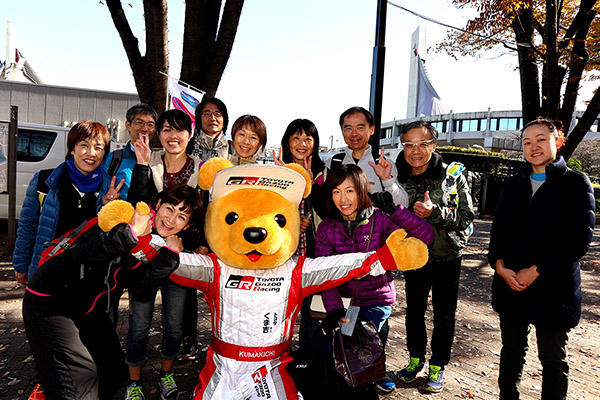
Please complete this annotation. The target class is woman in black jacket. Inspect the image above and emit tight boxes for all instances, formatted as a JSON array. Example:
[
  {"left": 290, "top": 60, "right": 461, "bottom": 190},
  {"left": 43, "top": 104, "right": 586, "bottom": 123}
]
[
  {"left": 488, "top": 118, "right": 595, "bottom": 400},
  {"left": 22, "top": 184, "right": 204, "bottom": 400}
]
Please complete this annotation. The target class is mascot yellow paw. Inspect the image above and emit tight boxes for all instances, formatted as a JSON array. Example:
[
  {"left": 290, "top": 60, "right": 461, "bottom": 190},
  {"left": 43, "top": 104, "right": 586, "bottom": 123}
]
[
  {"left": 385, "top": 229, "right": 429, "bottom": 271},
  {"left": 97, "top": 200, "right": 150, "bottom": 232}
]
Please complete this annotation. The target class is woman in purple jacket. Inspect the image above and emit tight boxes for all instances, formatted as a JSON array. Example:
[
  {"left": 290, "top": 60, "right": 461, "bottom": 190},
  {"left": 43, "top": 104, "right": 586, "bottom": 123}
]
[{"left": 315, "top": 164, "right": 434, "bottom": 393}]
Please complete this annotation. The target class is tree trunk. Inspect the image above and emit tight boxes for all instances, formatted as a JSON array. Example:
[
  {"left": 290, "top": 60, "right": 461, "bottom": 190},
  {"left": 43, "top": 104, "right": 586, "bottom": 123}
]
[
  {"left": 559, "top": 2, "right": 597, "bottom": 129},
  {"left": 106, "top": 0, "right": 168, "bottom": 114},
  {"left": 512, "top": 7, "right": 541, "bottom": 126},
  {"left": 543, "top": 0, "right": 564, "bottom": 120},
  {"left": 180, "top": 0, "right": 245, "bottom": 98}
]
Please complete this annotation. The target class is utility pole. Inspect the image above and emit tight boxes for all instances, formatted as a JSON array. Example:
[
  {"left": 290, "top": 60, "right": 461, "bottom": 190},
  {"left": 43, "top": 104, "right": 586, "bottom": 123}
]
[
  {"left": 369, "top": 0, "right": 387, "bottom": 160},
  {"left": 7, "top": 106, "right": 17, "bottom": 254}
]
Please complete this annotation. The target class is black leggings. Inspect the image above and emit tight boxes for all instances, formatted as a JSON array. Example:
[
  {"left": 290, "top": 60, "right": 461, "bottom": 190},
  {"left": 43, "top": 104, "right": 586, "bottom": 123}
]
[{"left": 23, "top": 293, "right": 127, "bottom": 400}]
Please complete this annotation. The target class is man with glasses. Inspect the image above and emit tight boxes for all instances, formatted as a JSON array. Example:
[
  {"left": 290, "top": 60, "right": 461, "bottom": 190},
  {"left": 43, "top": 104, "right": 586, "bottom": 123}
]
[
  {"left": 187, "top": 97, "right": 231, "bottom": 161},
  {"left": 394, "top": 121, "right": 474, "bottom": 393},
  {"left": 327, "top": 106, "right": 408, "bottom": 207},
  {"left": 102, "top": 103, "right": 157, "bottom": 201}
]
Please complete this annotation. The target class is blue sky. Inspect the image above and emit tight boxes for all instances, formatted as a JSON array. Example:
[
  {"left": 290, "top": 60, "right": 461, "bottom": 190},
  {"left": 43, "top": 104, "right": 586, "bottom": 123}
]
[{"left": 2, "top": 1, "right": 594, "bottom": 147}]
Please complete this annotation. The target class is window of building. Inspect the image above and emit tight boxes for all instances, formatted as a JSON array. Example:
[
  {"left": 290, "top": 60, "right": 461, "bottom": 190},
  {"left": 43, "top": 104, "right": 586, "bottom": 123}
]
[
  {"left": 380, "top": 127, "right": 392, "bottom": 139},
  {"left": 480, "top": 119, "right": 488, "bottom": 131},
  {"left": 16, "top": 129, "right": 58, "bottom": 162},
  {"left": 431, "top": 121, "right": 444, "bottom": 133},
  {"left": 498, "top": 118, "right": 519, "bottom": 131}
]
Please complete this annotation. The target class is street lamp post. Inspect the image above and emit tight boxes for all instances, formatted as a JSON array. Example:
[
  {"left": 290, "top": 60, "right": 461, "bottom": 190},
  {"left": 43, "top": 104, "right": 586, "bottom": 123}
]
[{"left": 369, "top": 0, "right": 387, "bottom": 161}]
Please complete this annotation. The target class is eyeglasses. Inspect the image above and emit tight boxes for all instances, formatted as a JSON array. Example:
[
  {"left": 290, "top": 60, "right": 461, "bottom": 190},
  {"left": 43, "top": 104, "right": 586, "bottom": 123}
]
[
  {"left": 132, "top": 119, "right": 156, "bottom": 129},
  {"left": 201, "top": 111, "right": 223, "bottom": 118},
  {"left": 401, "top": 139, "right": 434, "bottom": 150}
]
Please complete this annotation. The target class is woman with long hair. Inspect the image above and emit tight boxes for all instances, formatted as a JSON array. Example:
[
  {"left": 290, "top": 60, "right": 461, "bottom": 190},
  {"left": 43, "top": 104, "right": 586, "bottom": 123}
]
[{"left": 274, "top": 119, "right": 327, "bottom": 352}]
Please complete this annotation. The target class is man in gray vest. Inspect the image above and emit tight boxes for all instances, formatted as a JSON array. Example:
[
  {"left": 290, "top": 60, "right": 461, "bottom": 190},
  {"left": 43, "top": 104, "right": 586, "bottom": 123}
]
[{"left": 326, "top": 106, "right": 408, "bottom": 207}]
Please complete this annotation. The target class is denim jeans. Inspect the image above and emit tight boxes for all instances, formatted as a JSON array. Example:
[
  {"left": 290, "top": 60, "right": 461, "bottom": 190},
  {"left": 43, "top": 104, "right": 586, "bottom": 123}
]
[
  {"left": 359, "top": 304, "right": 392, "bottom": 347},
  {"left": 126, "top": 280, "right": 187, "bottom": 366},
  {"left": 498, "top": 314, "right": 570, "bottom": 400}
]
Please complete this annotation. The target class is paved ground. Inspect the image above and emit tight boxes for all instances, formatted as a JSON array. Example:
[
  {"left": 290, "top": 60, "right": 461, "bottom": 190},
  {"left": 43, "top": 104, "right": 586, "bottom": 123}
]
[{"left": 1, "top": 219, "right": 599, "bottom": 399}]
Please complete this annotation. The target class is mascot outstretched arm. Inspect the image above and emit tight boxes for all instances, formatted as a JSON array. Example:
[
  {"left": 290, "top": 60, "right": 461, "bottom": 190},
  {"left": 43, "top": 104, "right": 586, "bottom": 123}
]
[{"left": 170, "top": 158, "right": 428, "bottom": 400}]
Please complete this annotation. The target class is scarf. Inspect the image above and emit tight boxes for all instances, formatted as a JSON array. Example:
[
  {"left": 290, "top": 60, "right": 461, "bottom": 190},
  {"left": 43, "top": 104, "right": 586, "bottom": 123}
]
[{"left": 66, "top": 158, "right": 102, "bottom": 193}]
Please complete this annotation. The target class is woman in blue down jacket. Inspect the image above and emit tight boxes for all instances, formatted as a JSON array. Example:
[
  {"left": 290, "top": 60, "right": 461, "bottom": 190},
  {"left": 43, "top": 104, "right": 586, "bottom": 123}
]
[
  {"left": 13, "top": 121, "right": 112, "bottom": 284},
  {"left": 488, "top": 117, "right": 595, "bottom": 400},
  {"left": 316, "top": 164, "right": 434, "bottom": 393}
]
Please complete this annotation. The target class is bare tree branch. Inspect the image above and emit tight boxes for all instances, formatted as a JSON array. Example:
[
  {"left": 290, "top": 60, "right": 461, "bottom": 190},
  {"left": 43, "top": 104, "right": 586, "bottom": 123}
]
[
  {"left": 106, "top": 0, "right": 143, "bottom": 73},
  {"left": 203, "top": 0, "right": 245, "bottom": 96},
  {"left": 560, "top": 86, "right": 600, "bottom": 159}
]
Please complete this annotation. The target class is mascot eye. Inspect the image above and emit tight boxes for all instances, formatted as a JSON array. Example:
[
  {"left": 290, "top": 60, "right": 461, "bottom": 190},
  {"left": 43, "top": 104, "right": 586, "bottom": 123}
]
[
  {"left": 225, "top": 212, "right": 239, "bottom": 225},
  {"left": 274, "top": 214, "right": 286, "bottom": 228}
]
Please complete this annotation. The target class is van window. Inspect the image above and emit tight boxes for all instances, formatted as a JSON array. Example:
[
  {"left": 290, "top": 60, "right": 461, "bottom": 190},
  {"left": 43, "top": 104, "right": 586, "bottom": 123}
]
[{"left": 17, "top": 129, "right": 57, "bottom": 162}]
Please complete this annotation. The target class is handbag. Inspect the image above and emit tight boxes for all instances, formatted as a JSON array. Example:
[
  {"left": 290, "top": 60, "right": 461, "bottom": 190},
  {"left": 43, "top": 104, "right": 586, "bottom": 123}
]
[
  {"left": 332, "top": 219, "right": 385, "bottom": 387},
  {"left": 333, "top": 318, "right": 386, "bottom": 387}
]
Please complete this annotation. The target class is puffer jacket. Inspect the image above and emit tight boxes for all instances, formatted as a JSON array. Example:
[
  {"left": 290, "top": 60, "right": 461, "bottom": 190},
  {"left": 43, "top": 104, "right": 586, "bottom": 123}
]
[
  {"left": 488, "top": 156, "right": 595, "bottom": 329},
  {"left": 13, "top": 162, "right": 110, "bottom": 277},
  {"left": 395, "top": 151, "right": 475, "bottom": 261},
  {"left": 26, "top": 223, "right": 179, "bottom": 317},
  {"left": 100, "top": 142, "right": 139, "bottom": 201},
  {"left": 316, "top": 206, "right": 434, "bottom": 311}
]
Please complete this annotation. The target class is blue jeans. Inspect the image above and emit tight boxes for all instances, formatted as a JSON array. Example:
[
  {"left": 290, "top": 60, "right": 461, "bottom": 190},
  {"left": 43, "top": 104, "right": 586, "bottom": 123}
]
[
  {"left": 126, "top": 280, "right": 187, "bottom": 366},
  {"left": 359, "top": 305, "right": 392, "bottom": 347}
]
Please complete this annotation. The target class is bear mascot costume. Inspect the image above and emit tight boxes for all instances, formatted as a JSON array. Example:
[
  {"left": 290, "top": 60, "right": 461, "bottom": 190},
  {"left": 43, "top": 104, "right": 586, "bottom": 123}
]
[{"left": 169, "top": 158, "right": 429, "bottom": 400}]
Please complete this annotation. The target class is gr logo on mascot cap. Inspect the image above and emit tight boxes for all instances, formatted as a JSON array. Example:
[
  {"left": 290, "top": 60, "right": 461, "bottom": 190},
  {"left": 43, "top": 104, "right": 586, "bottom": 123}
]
[{"left": 198, "top": 158, "right": 312, "bottom": 270}]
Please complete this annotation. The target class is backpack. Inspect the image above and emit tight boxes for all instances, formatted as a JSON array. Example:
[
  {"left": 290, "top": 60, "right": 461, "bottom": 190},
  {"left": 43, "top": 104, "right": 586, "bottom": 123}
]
[
  {"left": 35, "top": 169, "right": 54, "bottom": 209},
  {"left": 107, "top": 148, "right": 124, "bottom": 177},
  {"left": 329, "top": 152, "right": 346, "bottom": 169},
  {"left": 329, "top": 151, "right": 382, "bottom": 170},
  {"left": 38, "top": 217, "right": 98, "bottom": 267}
]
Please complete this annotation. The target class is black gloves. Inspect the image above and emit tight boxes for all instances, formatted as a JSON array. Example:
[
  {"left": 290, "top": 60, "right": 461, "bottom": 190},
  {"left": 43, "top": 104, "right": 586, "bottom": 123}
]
[
  {"left": 368, "top": 191, "right": 397, "bottom": 215},
  {"left": 321, "top": 308, "right": 347, "bottom": 332}
]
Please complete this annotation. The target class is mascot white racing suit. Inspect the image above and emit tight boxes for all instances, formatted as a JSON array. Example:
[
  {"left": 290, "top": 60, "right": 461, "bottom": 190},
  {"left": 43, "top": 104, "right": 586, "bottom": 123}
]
[{"left": 170, "top": 247, "right": 396, "bottom": 400}]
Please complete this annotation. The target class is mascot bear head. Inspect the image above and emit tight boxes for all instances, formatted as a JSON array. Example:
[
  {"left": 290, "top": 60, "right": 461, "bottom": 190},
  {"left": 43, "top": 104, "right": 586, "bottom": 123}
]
[{"left": 198, "top": 158, "right": 312, "bottom": 270}]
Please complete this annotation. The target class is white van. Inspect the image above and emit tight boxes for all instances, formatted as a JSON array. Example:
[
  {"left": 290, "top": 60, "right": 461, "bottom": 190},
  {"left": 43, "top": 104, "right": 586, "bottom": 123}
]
[
  {"left": 0, "top": 121, "right": 125, "bottom": 219},
  {"left": 0, "top": 121, "right": 69, "bottom": 219}
]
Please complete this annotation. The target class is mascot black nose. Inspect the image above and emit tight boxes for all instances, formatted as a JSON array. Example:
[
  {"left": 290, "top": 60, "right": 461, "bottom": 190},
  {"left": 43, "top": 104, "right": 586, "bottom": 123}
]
[{"left": 244, "top": 227, "right": 267, "bottom": 244}]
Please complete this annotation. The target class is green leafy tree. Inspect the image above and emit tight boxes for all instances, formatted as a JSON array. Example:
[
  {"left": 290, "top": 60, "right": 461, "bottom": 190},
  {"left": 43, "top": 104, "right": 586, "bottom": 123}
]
[{"left": 439, "top": 0, "right": 600, "bottom": 159}]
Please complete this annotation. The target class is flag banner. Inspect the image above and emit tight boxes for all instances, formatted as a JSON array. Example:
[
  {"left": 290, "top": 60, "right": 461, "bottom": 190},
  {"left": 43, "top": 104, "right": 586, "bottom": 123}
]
[
  {"left": 416, "top": 57, "right": 446, "bottom": 116},
  {"left": 167, "top": 79, "right": 205, "bottom": 130}
]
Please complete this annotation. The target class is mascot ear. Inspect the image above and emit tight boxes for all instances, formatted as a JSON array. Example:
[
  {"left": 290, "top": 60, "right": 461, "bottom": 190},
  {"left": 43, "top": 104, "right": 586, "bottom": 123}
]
[
  {"left": 198, "top": 158, "right": 234, "bottom": 190},
  {"left": 284, "top": 163, "right": 312, "bottom": 198}
]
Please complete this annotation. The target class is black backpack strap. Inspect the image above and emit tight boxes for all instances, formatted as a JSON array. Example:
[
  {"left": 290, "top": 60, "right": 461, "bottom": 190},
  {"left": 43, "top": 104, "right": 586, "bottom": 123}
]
[
  {"left": 107, "top": 149, "right": 124, "bottom": 177},
  {"left": 36, "top": 169, "right": 54, "bottom": 209},
  {"left": 329, "top": 152, "right": 345, "bottom": 169}
]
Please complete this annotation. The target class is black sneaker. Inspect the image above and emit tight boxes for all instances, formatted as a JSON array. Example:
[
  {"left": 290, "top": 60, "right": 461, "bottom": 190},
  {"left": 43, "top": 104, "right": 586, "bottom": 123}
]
[{"left": 179, "top": 337, "right": 198, "bottom": 361}]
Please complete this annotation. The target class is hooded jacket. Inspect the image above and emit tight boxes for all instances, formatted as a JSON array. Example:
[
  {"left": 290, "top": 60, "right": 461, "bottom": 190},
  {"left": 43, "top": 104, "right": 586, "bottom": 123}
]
[
  {"left": 395, "top": 151, "right": 475, "bottom": 261},
  {"left": 316, "top": 206, "right": 434, "bottom": 311},
  {"left": 488, "top": 156, "right": 595, "bottom": 329}
]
